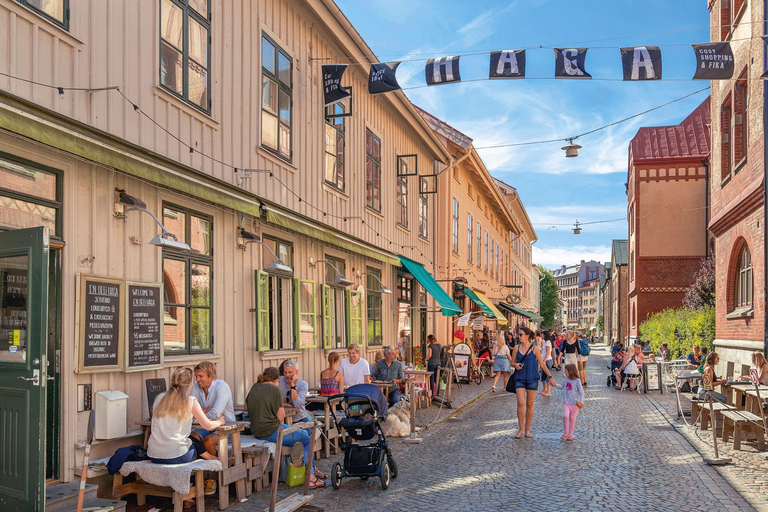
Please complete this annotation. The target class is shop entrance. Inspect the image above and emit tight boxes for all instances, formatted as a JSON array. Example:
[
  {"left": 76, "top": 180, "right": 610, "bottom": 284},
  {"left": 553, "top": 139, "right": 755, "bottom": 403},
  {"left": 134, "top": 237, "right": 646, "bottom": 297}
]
[{"left": 0, "top": 226, "right": 50, "bottom": 511}]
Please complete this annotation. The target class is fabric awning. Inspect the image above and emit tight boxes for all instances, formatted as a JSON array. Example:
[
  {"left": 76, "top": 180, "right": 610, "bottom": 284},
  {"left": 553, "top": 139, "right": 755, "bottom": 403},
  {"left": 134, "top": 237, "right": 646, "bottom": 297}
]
[
  {"left": 459, "top": 285, "right": 494, "bottom": 318},
  {"left": 398, "top": 256, "right": 461, "bottom": 317},
  {"left": 498, "top": 302, "right": 543, "bottom": 322},
  {"left": 471, "top": 290, "right": 508, "bottom": 326}
]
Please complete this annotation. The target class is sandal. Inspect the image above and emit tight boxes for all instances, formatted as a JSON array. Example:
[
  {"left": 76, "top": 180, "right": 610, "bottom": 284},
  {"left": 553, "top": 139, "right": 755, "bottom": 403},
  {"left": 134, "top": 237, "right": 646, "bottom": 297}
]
[
  {"left": 314, "top": 470, "right": 326, "bottom": 479},
  {"left": 560, "top": 434, "right": 568, "bottom": 440},
  {"left": 566, "top": 435, "right": 574, "bottom": 441},
  {"left": 514, "top": 432, "right": 523, "bottom": 439},
  {"left": 525, "top": 433, "right": 534, "bottom": 438},
  {"left": 309, "top": 478, "right": 326, "bottom": 489},
  {"left": 183, "top": 500, "right": 195, "bottom": 509}
]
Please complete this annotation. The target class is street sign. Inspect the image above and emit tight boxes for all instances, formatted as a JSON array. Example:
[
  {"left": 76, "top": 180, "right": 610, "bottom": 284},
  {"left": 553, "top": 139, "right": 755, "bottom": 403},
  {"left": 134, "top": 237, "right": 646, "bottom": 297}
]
[{"left": 751, "top": 369, "right": 759, "bottom": 386}]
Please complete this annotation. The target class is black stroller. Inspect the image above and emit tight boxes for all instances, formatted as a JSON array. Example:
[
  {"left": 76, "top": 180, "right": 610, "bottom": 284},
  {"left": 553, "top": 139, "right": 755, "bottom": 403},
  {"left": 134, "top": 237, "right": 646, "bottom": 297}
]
[{"left": 328, "top": 383, "right": 398, "bottom": 490}]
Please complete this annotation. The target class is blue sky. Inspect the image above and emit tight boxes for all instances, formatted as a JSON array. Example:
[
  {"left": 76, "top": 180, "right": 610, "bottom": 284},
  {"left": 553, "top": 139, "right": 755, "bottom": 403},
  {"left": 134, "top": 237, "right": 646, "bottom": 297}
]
[{"left": 335, "top": 0, "right": 712, "bottom": 270}]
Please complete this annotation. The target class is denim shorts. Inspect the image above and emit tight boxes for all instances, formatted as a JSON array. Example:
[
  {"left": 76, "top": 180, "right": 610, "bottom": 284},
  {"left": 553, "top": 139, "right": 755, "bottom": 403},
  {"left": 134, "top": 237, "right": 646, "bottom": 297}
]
[
  {"left": 515, "top": 379, "right": 539, "bottom": 391},
  {"left": 191, "top": 428, "right": 215, "bottom": 439}
]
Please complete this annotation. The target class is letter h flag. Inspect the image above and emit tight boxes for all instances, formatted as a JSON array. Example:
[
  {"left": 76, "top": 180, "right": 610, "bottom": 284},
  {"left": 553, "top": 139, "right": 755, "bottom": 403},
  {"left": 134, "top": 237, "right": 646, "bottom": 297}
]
[{"left": 426, "top": 56, "right": 461, "bottom": 86}]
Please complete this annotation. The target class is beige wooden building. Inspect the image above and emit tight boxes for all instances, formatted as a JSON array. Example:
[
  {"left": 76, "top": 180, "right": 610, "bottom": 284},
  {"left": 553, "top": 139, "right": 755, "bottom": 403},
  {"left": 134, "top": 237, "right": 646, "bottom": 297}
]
[{"left": 0, "top": 0, "right": 463, "bottom": 504}]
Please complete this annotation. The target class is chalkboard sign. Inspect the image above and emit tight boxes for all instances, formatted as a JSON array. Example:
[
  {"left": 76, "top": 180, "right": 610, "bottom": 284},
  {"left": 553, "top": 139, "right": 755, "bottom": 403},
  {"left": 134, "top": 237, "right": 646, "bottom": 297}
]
[
  {"left": 145, "top": 378, "right": 167, "bottom": 418},
  {"left": 126, "top": 282, "right": 164, "bottom": 372},
  {"left": 77, "top": 274, "right": 124, "bottom": 373}
]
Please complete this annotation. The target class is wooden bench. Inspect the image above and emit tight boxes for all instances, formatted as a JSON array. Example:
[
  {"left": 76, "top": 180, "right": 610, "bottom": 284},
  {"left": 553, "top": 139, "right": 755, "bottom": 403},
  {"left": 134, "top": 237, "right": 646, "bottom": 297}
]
[
  {"left": 242, "top": 444, "right": 271, "bottom": 495},
  {"left": 721, "top": 410, "right": 766, "bottom": 451},
  {"left": 113, "top": 462, "right": 216, "bottom": 512},
  {"left": 700, "top": 402, "right": 735, "bottom": 431}
]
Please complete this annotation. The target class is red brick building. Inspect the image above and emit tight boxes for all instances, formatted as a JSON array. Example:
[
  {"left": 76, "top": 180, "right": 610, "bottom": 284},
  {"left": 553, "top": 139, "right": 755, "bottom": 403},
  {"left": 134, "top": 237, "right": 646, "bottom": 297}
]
[
  {"left": 627, "top": 99, "right": 711, "bottom": 344},
  {"left": 708, "top": 0, "right": 766, "bottom": 372}
]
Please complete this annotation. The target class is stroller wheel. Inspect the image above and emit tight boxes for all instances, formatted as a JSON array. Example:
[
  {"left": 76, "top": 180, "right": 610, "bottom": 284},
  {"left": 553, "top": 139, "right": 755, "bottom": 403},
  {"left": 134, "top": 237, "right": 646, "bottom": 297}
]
[
  {"left": 380, "top": 460, "right": 391, "bottom": 490},
  {"left": 388, "top": 453, "right": 398, "bottom": 479},
  {"left": 331, "top": 462, "right": 342, "bottom": 490}
]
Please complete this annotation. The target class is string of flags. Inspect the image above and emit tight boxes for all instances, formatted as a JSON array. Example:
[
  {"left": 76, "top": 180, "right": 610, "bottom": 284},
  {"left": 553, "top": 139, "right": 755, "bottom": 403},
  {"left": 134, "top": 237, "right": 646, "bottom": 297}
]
[{"left": 322, "top": 40, "right": 747, "bottom": 106}]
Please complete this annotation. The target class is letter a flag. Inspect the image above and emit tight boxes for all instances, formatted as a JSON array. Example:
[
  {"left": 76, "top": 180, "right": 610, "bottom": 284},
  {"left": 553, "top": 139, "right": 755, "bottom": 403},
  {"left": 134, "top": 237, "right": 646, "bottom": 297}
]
[
  {"left": 369, "top": 62, "right": 402, "bottom": 94},
  {"left": 322, "top": 64, "right": 352, "bottom": 107},
  {"left": 489, "top": 50, "right": 526, "bottom": 79},
  {"left": 692, "top": 42, "right": 734, "bottom": 80},
  {"left": 761, "top": 36, "right": 768, "bottom": 79},
  {"left": 426, "top": 56, "right": 461, "bottom": 86},
  {"left": 620, "top": 46, "right": 662, "bottom": 80},
  {"left": 554, "top": 48, "right": 592, "bottom": 79}
]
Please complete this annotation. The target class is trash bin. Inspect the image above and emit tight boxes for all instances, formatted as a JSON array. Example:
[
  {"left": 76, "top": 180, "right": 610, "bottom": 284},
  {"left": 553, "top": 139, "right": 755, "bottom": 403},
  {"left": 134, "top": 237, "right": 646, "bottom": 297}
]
[{"left": 95, "top": 390, "right": 129, "bottom": 439}]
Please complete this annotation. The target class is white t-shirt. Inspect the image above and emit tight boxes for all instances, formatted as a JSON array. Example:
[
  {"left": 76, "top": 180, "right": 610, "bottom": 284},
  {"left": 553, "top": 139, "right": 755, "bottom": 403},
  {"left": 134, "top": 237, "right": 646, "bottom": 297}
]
[
  {"left": 542, "top": 340, "right": 553, "bottom": 361},
  {"left": 148, "top": 395, "right": 194, "bottom": 459},
  {"left": 340, "top": 357, "right": 370, "bottom": 386}
]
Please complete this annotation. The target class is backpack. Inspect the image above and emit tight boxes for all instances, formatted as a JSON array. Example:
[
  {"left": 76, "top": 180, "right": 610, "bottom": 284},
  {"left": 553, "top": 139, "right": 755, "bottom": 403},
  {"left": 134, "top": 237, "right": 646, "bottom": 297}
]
[{"left": 578, "top": 338, "right": 591, "bottom": 356}]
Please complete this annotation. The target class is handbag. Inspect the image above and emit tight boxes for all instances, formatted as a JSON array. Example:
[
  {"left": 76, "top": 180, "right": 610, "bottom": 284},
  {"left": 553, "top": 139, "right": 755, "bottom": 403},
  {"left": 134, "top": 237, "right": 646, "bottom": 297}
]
[{"left": 506, "top": 345, "right": 533, "bottom": 393}]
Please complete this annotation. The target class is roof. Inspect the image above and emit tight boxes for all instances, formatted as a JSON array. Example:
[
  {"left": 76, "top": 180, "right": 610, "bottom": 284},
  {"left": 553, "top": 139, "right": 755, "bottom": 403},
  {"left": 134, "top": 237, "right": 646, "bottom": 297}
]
[
  {"left": 630, "top": 97, "right": 711, "bottom": 162},
  {"left": 413, "top": 105, "right": 473, "bottom": 150},
  {"left": 552, "top": 264, "right": 580, "bottom": 277},
  {"left": 612, "top": 240, "right": 629, "bottom": 266}
]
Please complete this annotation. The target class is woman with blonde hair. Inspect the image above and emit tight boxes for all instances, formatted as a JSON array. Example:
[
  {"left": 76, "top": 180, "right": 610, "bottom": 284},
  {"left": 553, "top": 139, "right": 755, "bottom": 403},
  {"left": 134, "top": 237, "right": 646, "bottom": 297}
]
[
  {"left": 741, "top": 351, "right": 768, "bottom": 386},
  {"left": 491, "top": 334, "right": 512, "bottom": 392},
  {"left": 701, "top": 352, "right": 728, "bottom": 403},
  {"left": 320, "top": 351, "right": 345, "bottom": 396},
  {"left": 148, "top": 367, "right": 223, "bottom": 466}
]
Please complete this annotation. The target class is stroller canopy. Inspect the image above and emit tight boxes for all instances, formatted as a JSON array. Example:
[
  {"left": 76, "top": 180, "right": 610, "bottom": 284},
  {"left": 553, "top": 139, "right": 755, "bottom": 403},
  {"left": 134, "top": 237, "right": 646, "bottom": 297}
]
[{"left": 346, "top": 384, "right": 389, "bottom": 421}]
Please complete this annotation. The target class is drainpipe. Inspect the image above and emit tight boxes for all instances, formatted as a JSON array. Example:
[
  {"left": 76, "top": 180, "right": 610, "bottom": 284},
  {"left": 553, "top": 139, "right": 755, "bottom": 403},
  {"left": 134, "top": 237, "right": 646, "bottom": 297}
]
[
  {"left": 764, "top": 0, "right": 768, "bottom": 356},
  {"left": 702, "top": 157, "right": 710, "bottom": 259}
]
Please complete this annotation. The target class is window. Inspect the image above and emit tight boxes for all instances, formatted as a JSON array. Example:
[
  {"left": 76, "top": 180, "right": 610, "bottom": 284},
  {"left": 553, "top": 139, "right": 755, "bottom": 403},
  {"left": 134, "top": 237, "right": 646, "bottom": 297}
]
[
  {"left": 418, "top": 181, "right": 428, "bottom": 239},
  {"left": 324, "top": 104, "right": 345, "bottom": 190},
  {"left": 261, "top": 33, "right": 292, "bottom": 159},
  {"left": 720, "top": 0, "right": 745, "bottom": 40},
  {"left": 451, "top": 198, "right": 459, "bottom": 254},
  {"left": 160, "top": 0, "right": 210, "bottom": 111},
  {"left": 397, "top": 174, "right": 408, "bottom": 228},
  {"left": 367, "top": 267, "right": 383, "bottom": 345},
  {"left": 16, "top": 0, "right": 67, "bottom": 27},
  {"left": 321, "top": 256, "right": 362, "bottom": 349},
  {"left": 476, "top": 223, "right": 482, "bottom": 268},
  {"left": 495, "top": 241, "right": 500, "bottom": 280},
  {"left": 0, "top": 154, "right": 62, "bottom": 237},
  {"left": 490, "top": 237, "right": 495, "bottom": 279},
  {"left": 733, "top": 74, "right": 747, "bottom": 167},
  {"left": 162, "top": 205, "right": 213, "bottom": 354},
  {"left": 467, "top": 213, "right": 473, "bottom": 263},
  {"left": 256, "top": 237, "right": 295, "bottom": 351},
  {"left": 735, "top": 245, "right": 753, "bottom": 309},
  {"left": 721, "top": 95, "right": 732, "bottom": 179},
  {"left": 483, "top": 230, "right": 489, "bottom": 272},
  {"left": 365, "top": 130, "right": 381, "bottom": 211}
]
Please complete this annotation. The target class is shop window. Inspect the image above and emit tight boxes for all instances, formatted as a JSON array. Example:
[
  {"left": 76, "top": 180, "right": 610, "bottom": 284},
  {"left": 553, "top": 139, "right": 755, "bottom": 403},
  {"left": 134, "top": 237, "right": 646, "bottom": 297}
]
[
  {"left": 365, "top": 130, "right": 381, "bottom": 211},
  {"left": 261, "top": 33, "right": 292, "bottom": 160},
  {"left": 162, "top": 204, "right": 213, "bottom": 354},
  {"left": 160, "top": 0, "right": 210, "bottom": 112},
  {"left": 0, "top": 154, "right": 61, "bottom": 237},
  {"left": 451, "top": 198, "right": 459, "bottom": 254},
  {"left": 734, "top": 244, "right": 753, "bottom": 309},
  {"left": 467, "top": 213, "right": 473, "bottom": 263},
  {"left": 418, "top": 181, "right": 428, "bottom": 239},
  {"left": 324, "top": 103, "right": 345, "bottom": 190},
  {"left": 16, "top": 0, "right": 68, "bottom": 29},
  {"left": 367, "top": 267, "right": 383, "bottom": 345}
]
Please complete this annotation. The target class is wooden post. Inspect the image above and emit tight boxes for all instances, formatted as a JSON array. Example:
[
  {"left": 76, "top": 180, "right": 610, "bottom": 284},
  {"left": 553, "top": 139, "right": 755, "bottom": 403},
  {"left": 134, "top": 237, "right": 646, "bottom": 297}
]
[
  {"left": 708, "top": 392, "right": 720, "bottom": 459},
  {"left": 269, "top": 427, "right": 284, "bottom": 512},
  {"left": 751, "top": 370, "right": 768, "bottom": 437},
  {"left": 303, "top": 423, "right": 317, "bottom": 495}
]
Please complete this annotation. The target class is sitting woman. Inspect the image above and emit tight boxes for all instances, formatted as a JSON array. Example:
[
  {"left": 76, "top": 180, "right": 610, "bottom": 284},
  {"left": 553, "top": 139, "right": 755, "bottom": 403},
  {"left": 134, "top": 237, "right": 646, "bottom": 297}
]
[
  {"left": 701, "top": 352, "right": 728, "bottom": 404},
  {"left": 615, "top": 344, "right": 645, "bottom": 391},
  {"left": 246, "top": 367, "right": 325, "bottom": 488},
  {"left": 741, "top": 351, "right": 768, "bottom": 386},
  {"left": 320, "top": 352, "right": 345, "bottom": 396}
]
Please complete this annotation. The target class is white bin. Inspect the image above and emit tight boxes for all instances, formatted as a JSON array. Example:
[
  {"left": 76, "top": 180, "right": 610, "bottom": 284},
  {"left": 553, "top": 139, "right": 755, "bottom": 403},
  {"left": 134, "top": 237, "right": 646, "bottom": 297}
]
[{"left": 94, "top": 390, "right": 129, "bottom": 439}]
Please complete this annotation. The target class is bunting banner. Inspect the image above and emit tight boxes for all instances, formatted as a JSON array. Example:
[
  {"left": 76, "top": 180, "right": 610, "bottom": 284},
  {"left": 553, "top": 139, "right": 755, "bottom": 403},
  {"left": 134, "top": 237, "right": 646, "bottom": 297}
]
[
  {"left": 426, "top": 56, "right": 461, "bottom": 86},
  {"left": 620, "top": 46, "right": 662, "bottom": 80},
  {"left": 369, "top": 61, "right": 402, "bottom": 94},
  {"left": 554, "top": 48, "right": 592, "bottom": 79},
  {"left": 692, "top": 42, "right": 734, "bottom": 80},
  {"left": 322, "top": 64, "right": 352, "bottom": 107},
  {"left": 489, "top": 50, "right": 526, "bottom": 79}
]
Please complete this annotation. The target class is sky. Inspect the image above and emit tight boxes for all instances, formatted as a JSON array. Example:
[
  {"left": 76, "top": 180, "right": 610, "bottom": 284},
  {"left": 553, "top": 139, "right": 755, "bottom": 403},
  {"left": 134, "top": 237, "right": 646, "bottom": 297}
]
[{"left": 334, "top": 0, "right": 713, "bottom": 270}]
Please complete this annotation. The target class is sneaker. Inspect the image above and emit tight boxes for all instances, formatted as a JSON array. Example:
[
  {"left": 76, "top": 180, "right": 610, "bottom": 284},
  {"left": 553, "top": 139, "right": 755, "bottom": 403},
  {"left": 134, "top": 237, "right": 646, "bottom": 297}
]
[
  {"left": 583, "top": 382, "right": 588, "bottom": 387},
  {"left": 492, "top": 385, "right": 496, "bottom": 393},
  {"left": 204, "top": 479, "right": 217, "bottom": 496}
]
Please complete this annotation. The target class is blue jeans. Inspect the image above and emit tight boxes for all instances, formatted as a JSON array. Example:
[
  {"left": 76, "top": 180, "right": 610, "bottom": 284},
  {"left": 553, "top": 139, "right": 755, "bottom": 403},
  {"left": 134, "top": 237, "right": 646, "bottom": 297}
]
[
  {"left": 388, "top": 388, "right": 402, "bottom": 407},
  {"left": 427, "top": 363, "right": 439, "bottom": 392},
  {"left": 263, "top": 424, "right": 315, "bottom": 472},
  {"left": 150, "top": 445, "right": 197, "bottom": 465}
]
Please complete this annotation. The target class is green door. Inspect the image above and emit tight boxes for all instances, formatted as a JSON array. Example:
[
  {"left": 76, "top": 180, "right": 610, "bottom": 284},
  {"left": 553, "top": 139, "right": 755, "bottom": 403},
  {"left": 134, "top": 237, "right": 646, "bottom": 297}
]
[{"left": 0, "top": 227, "right": 49, "bottom": 511}]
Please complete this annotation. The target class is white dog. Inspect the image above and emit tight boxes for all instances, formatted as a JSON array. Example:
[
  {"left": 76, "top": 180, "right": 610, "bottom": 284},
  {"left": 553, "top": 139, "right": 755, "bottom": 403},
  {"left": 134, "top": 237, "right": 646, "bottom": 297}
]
[{"left": 381, "top": 400, "right": 411, "bottom": 437}]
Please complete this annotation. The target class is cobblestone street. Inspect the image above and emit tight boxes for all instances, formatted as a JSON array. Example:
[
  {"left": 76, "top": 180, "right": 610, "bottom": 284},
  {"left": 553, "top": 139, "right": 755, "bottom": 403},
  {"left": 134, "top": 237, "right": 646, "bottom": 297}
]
[{"left": 230, "top": 347, "right": 764, "bottom": 512}]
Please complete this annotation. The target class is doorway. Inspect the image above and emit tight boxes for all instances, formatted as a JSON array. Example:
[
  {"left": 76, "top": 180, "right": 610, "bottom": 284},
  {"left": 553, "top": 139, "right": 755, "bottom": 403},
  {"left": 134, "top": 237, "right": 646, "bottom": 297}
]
[{"left": 46, "top": 248, "right": 62, "bottom": 481}]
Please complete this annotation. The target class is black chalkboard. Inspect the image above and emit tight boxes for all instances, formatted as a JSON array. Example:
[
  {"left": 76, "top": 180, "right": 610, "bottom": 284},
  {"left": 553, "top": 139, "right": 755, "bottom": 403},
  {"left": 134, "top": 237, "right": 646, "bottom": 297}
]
[
  {"left": 145, "top": 378, "right": 167, "bottom": 418},
  {"left": 126, "top": 283, "right": 163, "bottom": 371},
  {"left": 81, "top": 278, "right": 122, "bottom": 368}
]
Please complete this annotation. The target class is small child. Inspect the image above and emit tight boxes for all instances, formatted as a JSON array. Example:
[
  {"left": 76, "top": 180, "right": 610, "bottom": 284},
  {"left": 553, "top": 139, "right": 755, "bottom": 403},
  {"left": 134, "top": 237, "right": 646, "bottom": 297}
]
[{"left": 553, "top": 363, "right": 584, "bottom": 441}]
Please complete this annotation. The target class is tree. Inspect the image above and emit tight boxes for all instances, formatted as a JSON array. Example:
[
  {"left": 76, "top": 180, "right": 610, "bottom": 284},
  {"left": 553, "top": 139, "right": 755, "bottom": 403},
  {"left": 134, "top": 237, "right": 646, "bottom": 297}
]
[
  {"left": 683, "top": 255, "right": 715, "bottom": 310},
  {"left": 538, "top": 266, "right": 559, "bottom": 328},
  {"left": 596, "top": 314, "right": 604, "bottom": 333}
]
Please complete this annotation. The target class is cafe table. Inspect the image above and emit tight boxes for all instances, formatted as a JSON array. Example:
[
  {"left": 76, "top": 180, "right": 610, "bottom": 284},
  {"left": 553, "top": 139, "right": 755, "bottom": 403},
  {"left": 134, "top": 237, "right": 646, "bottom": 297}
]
[
  {"left": 721, "top": 382, "right": 753, "bottom": 407},
  {"left": 233, "top": 404, "right": 297, "bottom": 425},
  {"left": 743, "top": 386, "right": 768, "bottom": 415},
  {"left": 306, "top": 395, "right": 341, "bottom": 458},
  {"left": 404, "top": 369, "right": 433, "bottom": 409},
  {"left": 370, "top": 381, "right": 392, "bottom": 400}
]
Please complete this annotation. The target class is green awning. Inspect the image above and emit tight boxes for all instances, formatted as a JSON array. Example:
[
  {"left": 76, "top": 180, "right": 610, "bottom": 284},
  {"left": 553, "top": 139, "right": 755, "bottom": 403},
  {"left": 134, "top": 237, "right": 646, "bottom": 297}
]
[
  {"left": 471, "top": 289, "right": 508, "bottom": 326},
  {"left": 498, "top": 302, "right": 543, "bottom": 322},
  {"left": 398, "top": 256, "right": 461, "bottom": 316},
  {"left": 459, "top": 285, "right": 495, "bottom": 318}
]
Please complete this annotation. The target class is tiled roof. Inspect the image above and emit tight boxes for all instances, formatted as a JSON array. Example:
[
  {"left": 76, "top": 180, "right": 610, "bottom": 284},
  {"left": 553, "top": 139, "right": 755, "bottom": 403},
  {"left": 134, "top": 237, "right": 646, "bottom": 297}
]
[
  {"left": 552, "top": 264, "right": 580, "bottom": 277},
  {"left": 630, "top": 97, "right": 711, "bottom": 162},
  {"left": 612, "top": 240, "right": 629, "bottom": 266}
]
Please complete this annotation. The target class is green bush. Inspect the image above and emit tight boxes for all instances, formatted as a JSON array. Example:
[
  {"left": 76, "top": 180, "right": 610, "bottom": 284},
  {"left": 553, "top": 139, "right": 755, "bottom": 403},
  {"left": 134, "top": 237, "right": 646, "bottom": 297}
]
[{"left": 638, "top": 306, "right": 715, "bottom": 359}]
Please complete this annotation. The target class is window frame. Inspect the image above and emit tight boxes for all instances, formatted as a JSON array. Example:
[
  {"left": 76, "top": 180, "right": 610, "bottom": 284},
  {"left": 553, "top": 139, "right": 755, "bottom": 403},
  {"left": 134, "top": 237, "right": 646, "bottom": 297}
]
[
  {"left": 16, "top": 0, "right": 69, "bottom": 30},
  {"left": 418, "top": 180, "right": 428, "bottom": 240},
  {"left": 451, "top": 198, "right": 459, "bottom": 254},
  {"left": 262, "top": 236, "right": 295, "bottom": 351},
  {"left": 324, "top": 103, "right": 346, "bottom": 191},
  {"left": 365, "top": 129, "right": 382, "bottom": 212},
  {"left": 261, "top": 32, "right": 293, "bottom": 161},
  {"left": 467, "top": 212, "right": 473, "bottom": 263},
  {"left": 476, "top": 222, "right": 482, "bottom": 268},
  {"left": 159, "top": 0, "right": 211, "bottom": 113},
  {"left": 325, "top": 255, "right": 348, "bottom": 349},
  {"left": 483, "top": 230, "right": 489, "bottom": 273},
  {"left": 397, "top": 174, "right": 408, "bottom": 229},
  {"left": 366, "top": 267, "right": 383, "bottom": 346},
  {"left": 161, "top": 203, "right": 214, "bottom": 355},
  {"left": 735, "top": 245, "right": 753, "bottom": 309}
]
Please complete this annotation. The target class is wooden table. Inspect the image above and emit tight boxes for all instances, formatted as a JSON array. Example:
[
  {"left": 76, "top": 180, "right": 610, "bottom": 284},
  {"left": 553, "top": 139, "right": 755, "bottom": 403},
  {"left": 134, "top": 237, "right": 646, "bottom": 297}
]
[
  {"left": 405, "top": 369, "right": 433, "bottom": 409},
  {"left": 722, "top": 382, "right": 753, "bottom": 407},
  {"left": 370, "top": 381, "right": 392, "bottom": 400},
  {"left": 234, "top": 404, "right": 297, "bottom": 425},
  {"left": 306, "top": 396, "right": 341, "bottom": 459},
  {"left": 743, "top": 387, "right": 768, "bottom": 415}
]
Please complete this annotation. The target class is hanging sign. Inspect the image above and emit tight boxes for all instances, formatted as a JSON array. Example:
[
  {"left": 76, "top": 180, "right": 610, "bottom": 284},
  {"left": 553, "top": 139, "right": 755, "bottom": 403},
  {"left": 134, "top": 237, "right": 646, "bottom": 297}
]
[
  {"left": 692, "top": 42, "right": 734, "bottom": 80},
  {"left": 426, "top": 56, "right": 461, "bottom": 86},
  {"left": 472, "top": 316, "right": 485, "bottom": 331},
  {"left": 369, "top": 62, "right": 402, "bottom": 94},
  {"left": 554, "top": 48, "right": 592, "bottom": 79},
  {"left": 125, "top": 281, "right": 164, "bottom": 372},
  {"left": 702, "top": 370, "right": 713, "bottom": 391},
  {"left": 620, "top": 46, "right": 662, "bottom": 81},
  {"left": 457, "top": 312, "right": 472, "bottom": 327},
  {"left": 489, "top": 50, "right": 526, "bottom": 79},
  {"left": 322, "top": 64, "right": 352, "bottom": 106},
  {"left": 77, "top": 274, "right": 125, "bottom": 373}
]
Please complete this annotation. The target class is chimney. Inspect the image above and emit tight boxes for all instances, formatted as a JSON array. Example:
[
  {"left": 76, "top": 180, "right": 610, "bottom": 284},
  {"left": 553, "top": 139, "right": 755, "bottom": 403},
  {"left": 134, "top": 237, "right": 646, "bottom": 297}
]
[
  {"left": 562, "top": 265, "right": 566, "bottom": 269},
  {"left": 581, "top": 260, "right": 585, "bottom": 264}
]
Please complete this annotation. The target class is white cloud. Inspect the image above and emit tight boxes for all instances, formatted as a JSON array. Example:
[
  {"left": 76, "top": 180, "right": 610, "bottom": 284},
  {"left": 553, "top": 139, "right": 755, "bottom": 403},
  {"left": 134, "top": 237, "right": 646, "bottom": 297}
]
[{"left": 534, "top": 244, "right": 612, "bottom": 268}]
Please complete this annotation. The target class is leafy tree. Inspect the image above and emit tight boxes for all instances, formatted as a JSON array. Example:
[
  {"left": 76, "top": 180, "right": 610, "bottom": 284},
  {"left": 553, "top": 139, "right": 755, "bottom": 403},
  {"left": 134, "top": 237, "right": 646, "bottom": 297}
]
[
  {"left": 683, "top": 255, "right": 715, "bottom": 310},
  {"left": 639, "top": 306, "right": 715, "bottom": 358},
  {"left": 538, "top": 266, "right": 559, "bottom": 328},
  {"left": 596, "top": 314, "right": 604, "bottom": 333}
]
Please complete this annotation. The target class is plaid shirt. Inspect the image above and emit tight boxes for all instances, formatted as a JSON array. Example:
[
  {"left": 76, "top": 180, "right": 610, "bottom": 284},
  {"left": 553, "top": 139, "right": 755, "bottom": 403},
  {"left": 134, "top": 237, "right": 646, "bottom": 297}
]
[{"left": 374, "top": 359, "right": 404, "bottom": 392}]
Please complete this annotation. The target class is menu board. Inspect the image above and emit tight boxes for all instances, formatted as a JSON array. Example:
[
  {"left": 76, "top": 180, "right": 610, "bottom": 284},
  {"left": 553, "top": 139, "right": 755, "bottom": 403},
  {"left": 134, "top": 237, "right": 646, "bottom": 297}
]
[
  {"left": 126, "top": 282, "right": 164, "bottom": 371},
  {"left": 77, "top": 275, "right": 124, "bottom": 373}
]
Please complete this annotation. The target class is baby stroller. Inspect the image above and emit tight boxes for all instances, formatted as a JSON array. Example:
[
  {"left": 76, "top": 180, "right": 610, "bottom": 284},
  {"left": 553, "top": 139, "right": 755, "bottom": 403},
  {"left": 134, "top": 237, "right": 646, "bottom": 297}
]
[{"left": 328, "top": 384, "right": 398, "bottom": 490}]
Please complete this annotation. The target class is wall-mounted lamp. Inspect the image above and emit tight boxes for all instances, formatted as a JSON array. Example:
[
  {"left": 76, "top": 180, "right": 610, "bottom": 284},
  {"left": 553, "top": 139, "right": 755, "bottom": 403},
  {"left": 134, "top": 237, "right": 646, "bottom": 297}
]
[
  {"left": 114, "top": 191, "right": 190, "bottom": 251},
  {"left": 310, "top": 260, "right": 354, "bottom": 287},
  {"left": 237, "top": 228, "right": 293, "bottom": 273},
  {"left": 358, "top": 272, "right": 392, "bottom": 294},
  {"left": 561, "top": 139, "right": 582, "bottom": 158}
]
